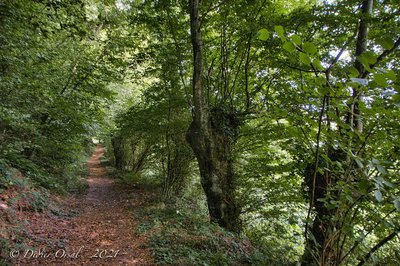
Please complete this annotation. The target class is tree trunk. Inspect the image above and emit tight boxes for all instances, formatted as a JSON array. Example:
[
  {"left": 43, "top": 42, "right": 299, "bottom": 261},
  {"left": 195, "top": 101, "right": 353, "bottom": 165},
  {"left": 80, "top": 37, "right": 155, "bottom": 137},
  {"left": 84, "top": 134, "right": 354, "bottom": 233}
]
[
  {"left": 187, "top": 0, "right": 241, "bottom": 233},
  {"left": 301, "top": 155, "right": 341, "bottom": 265},
  {"left": 111, "top": 134, "right": 126, "bottom": 170},
  {"left": 348, "top": 0, "right": 373, "bottom": 135},
  {"left": 302, "top": 1, "right": 373, "bottom": 265}
]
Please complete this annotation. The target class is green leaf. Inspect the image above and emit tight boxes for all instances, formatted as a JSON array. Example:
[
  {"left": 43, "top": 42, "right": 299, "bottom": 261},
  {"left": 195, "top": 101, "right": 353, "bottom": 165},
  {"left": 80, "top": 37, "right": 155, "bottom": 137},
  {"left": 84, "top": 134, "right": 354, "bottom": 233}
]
[
  {"left": 355, "top": 157, "right": 364, "bottom": 169},
  {"left": 291, "top": 34, "right": 301, "bottom": 45},
  {"left": 386, "top": 70, "right": 397, "bottom": 81},
  {"left": 317, "top": 84, "right": 329, "bottom": 95},
  {"left": 363, "top": 51, "right": 377, "bottom": 64},
  {"left": 392, "top": 93, "right": 400, "bottom": 107},
  {"left": 348, "top": 67, "right": 360, "bottom": 78},
  {"left": 299, "top": 52, "right": 311, "bottom": 65},
  {"left": 274, "top": 25, "right": 284, "bottom": 37},
  {"left": 376, "top": 165, "right": 387, "bottom": 174},
  {"left": 315, "top": 76, "right": 326, "bottom": 86},
  {"left": 345, "top": 194, "right": 353, "bottom": 203},
  {"left": 374, "top": 73, "right": 387, "bottom": 87},
  {"left": 303, "top": 42, "right": 317, "bottom": 55},
  {"left": 313, "top": 59, "right": 324, "bottom": 70},
  {"left": 257, "top": 28, "right": 270, "bottom": 41},
  {"left": 382, "top": 179, "right": 395, "bottom": 188},
  {"left": 377, "top": 36, "right": 394, "bottom": 50},
  {"left": 394, "top": 198, "right": 400, "bottom": 211},
  {"left": 283, "top": 41, "right": 296, "bottom": 52},
  {"left": 371, "top": 158, "right": 380, "bottom": 164},
  {"left": 357, "top": 55, "right": 372, "bottom": 71},
  {"left": 374, "top": 190, "right": 383, "bottom": 202}
]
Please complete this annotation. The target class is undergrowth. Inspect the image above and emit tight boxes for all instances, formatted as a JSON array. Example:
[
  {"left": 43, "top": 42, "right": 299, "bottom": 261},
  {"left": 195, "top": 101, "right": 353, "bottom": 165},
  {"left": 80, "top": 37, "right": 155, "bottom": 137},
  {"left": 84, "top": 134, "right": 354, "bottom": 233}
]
[
  {"left": 102, "top": 145, "right": 281, "bottom": 265},
  {"left": 133, "top": 195, "right": 260, "bottom": 266},
  {"left": 0, "top": 143, "right": 95, "bottom": 264},
  {"left": 0, "top": 163, "right": 47, "bottom": 265}
]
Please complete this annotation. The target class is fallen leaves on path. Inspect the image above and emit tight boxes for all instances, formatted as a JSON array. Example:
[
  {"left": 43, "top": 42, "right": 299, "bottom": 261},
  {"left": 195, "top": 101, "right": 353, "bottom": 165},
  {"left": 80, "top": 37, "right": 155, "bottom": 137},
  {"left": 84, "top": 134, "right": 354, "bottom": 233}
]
[{"left": 11, "top": 145, "right": 154, "bottom": 265}]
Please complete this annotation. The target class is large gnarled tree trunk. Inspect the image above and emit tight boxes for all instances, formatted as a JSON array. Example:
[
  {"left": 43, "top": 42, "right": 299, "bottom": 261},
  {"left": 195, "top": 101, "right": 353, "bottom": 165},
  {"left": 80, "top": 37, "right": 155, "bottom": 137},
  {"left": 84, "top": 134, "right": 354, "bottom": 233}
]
[{"left": 186, "top": 0, "right": 240, "bottom": 233}]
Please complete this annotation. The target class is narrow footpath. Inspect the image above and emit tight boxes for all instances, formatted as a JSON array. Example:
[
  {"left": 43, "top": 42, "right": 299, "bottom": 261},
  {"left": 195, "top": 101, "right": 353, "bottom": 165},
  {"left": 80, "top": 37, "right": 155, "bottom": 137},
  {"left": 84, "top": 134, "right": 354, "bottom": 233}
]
[{"left": 15, "top": 145, "right": 153, "bottom": 265}]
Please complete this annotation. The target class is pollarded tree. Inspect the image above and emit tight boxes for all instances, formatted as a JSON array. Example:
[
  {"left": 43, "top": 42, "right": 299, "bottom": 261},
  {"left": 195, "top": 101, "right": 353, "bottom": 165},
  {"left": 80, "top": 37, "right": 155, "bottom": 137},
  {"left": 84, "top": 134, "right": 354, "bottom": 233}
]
[{"left": 187, "top": 0, "right": 292, "bottom": 232}]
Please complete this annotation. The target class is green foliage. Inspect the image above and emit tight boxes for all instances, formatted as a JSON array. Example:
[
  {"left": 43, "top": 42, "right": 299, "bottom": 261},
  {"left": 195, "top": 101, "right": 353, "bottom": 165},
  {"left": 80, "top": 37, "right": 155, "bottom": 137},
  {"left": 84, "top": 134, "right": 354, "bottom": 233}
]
[
  {"left": 1, "top": 0, "right": 399, "bottom": 264},
  {"left": 106, "top": 0, "right": 195, "bottom": 204},
  {"left": 0, "top": 162, "right": 50, "bottom": 264},
  {"left": 257, "top": 29, "right": 270, "bottom": 41},
  {"left": 137, "top": 202, "right": 255, "bottom": 265},
  {"left": 114, "top": 169, "right": 161, "bottom": 188},
  {"left": 0, "top": 0, "right": 130, "bottom": 190},
  {"left": 120, "top": 0, "right": 399, "bottom": 263},
  {"left": 275, "top": 25, "right": 285, "bottom": 37},
  {"left": 264, "top": 1, "right": 400, "bottom": 264}
]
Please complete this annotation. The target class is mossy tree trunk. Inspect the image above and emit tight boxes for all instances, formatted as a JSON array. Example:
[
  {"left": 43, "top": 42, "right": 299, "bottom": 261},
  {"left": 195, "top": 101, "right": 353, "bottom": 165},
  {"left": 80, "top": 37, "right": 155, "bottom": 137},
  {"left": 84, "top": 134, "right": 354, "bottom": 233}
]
[{"left": 187, "top": 0, "right": 241, "bottom": 233}]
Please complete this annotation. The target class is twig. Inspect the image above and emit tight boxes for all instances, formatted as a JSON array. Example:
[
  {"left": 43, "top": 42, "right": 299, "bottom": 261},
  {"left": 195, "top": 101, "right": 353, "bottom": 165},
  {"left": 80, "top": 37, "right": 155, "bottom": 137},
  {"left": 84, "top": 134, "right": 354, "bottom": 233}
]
[{"left": 304, "top": 95, "right": 327, "bottom": 240}]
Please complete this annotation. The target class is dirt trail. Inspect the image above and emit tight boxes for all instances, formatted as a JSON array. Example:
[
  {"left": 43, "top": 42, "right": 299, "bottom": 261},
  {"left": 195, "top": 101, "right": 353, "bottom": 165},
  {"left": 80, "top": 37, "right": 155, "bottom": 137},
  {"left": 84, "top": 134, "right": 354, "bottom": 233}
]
[{"left": 14, "top": 145, "right": 153, "bottom": 265}]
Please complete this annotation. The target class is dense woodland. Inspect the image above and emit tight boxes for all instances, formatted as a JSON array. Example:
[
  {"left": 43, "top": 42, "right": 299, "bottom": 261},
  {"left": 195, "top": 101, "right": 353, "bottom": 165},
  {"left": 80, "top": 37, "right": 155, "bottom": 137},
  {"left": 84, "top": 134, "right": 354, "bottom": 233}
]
[{"left": 1, "top": 0, "right": 399, "bottom": 265}]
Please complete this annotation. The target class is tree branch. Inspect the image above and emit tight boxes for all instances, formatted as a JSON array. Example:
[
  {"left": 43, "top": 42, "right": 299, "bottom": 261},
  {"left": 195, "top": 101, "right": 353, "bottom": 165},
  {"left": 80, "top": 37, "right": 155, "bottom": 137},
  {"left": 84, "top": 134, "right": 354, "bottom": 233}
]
[
  {"left": 340, "top": 208, "right": 396, "bottom": 264},
  {"left": 326, "top": 31, "right": 358, "bottom": 73},
  {"left": 304, "top": 95, "right": 327, "bottom": 240},
  {"left": 361, "top": 36, "right": 400, "bottom": 78},
  {"left": 356, "top": 227, "right": 400, "bottom": 266}
]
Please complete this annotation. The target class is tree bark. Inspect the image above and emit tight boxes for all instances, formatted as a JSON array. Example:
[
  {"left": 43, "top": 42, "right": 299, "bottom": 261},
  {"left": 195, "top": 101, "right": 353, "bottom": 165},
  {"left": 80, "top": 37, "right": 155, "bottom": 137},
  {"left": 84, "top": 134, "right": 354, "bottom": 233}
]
[
  {"left": 187, "top": 0, "right": 241, "bottom": 233},
  {"left": 301, "top": 156, "right": 341, "bottom": 266},
  {"left": 302, "top": 1, "right": 374, "bottom": 265},
  {"left": 349, "top": 0, "right": 373, "bottom": 134}
]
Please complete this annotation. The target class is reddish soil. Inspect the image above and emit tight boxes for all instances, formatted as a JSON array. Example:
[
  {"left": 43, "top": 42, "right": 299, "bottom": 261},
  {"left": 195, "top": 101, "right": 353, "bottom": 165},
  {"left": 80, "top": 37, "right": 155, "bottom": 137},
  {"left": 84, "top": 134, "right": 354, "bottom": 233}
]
[{"left": 10, "top": 145, "right": 154, "bottom": 265}]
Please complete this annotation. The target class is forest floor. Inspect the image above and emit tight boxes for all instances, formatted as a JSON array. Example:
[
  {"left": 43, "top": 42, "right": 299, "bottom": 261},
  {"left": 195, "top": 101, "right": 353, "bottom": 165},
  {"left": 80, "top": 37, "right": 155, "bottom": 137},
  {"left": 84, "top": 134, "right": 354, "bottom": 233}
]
[{"left": 10, "top": 145, "right": 154, "bottom": 265}]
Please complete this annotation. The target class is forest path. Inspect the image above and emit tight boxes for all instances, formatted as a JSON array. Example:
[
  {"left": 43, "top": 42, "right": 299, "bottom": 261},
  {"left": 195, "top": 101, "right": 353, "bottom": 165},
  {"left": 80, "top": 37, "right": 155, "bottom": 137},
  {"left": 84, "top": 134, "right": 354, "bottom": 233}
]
[{"left": 16, "top": 145, "right": 153, "bottom": 265}]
